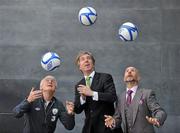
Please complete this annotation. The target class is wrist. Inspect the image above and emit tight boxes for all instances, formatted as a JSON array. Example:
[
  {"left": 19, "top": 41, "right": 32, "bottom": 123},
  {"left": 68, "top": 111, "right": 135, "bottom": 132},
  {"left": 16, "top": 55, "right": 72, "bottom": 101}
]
[
  {"left": 27, "top": 97, "right": 32, "bottom": 103},
  {"left": 91, "top": 91, "right": 94, "bottom": 96}
]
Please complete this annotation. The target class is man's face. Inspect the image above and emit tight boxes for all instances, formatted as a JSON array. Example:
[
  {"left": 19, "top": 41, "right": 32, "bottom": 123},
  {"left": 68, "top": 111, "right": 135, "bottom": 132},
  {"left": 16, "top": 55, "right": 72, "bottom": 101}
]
[
  {"left": 41, "top": 76, "right": 57, "bottom": 92},
  {"left": 124, "top": 67, "right": 140, "bottom": 83},
  {"left": 78, "top": 54, "right": 94, "bottom": 75}
]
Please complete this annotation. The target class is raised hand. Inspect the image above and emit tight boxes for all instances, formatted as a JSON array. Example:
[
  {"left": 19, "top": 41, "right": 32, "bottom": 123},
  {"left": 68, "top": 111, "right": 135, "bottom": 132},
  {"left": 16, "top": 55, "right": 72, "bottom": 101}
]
[
  {"left": 77, "top": 84, "right": 93, "bottom": 97},
  {"left": 146, "top": 116, "right": 160, "bottom": 127},
  {"left": 27, "top": 87, "right": 42, "bottom": 103},
  {"left": 66, "top": 101, "right": 74, "bottom": 115},
  {"left": 104, "top": 115, "right": 115, "bottom": 128}
]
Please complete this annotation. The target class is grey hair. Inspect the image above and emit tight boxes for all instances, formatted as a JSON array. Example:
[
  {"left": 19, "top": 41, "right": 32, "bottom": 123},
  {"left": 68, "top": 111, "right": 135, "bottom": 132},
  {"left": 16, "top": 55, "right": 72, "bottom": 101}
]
[{"left": 40, "top": 75, "right": 57, "bottom": 88}]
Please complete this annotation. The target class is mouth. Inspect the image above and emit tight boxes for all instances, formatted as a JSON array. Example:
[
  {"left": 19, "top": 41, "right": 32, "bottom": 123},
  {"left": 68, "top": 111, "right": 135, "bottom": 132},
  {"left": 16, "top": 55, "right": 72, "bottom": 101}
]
[
  {"left": 127, "top": 74, "right": 133, "bottom": 77},
  {"left": 84, "top": 64, "right": 91, "bottom": 68},
  {"left": 85, "top": 63, "right": 90, "bottom": 66},
  {"left": 125, "top": 76, "right": 134, "bottom": 82},
  {"left": 47, "top": 84, "right": 53, "bottom": 87}
]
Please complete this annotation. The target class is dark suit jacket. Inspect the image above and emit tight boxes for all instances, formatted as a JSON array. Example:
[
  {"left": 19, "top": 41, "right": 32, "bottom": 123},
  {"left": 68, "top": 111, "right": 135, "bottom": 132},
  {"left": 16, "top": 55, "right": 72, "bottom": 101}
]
[
  {"left": 114, "top": 88, "right": 167, "bottom": 133},
  {"left": 74, "top": 72, "right": 123, "bottom": 133}
]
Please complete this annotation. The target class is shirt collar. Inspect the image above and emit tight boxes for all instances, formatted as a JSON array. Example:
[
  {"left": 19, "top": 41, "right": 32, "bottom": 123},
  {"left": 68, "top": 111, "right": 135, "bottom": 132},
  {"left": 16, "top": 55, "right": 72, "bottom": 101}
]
[
  {"left": 41, "top": 97, "right": 55, "bottom": 103},
  {"left": 126, "top": 85, "right": 138, "bottom": 94},
  {"left": 84, "top": 71, "right": 95, "bottom": 79}
]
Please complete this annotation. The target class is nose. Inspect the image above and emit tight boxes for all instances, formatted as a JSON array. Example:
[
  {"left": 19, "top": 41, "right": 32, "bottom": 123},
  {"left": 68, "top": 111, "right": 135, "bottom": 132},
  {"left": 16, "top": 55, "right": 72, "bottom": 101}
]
[
  {"left": 128, "top": 71, "right": 132, "bottom": 74},
  {"left": 47, "top": 79, "right": 53, "bottom": 83},
  {"left": 84, "top": 58, "right": 89, "bottom": 62}
]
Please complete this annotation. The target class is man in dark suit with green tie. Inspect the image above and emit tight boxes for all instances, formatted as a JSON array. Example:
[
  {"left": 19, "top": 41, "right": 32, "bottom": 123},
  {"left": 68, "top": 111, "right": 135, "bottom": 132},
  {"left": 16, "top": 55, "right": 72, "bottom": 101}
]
[
  {"left": 105, "top": 66, "right": 167, "bottom": 133},
  {"left": 73, "top": 51, "right": 123, "bottom": 133}
]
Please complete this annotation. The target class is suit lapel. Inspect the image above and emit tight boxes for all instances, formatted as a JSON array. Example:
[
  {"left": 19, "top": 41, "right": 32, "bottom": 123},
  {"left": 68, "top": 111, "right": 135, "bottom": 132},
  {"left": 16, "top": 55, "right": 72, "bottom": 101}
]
[
  {"left": 90, "top": 72, "right": 99, "bottom": 91},
  {"left": 78, "top": 78, "right": 86, "bottom": 86},
  {"left": 132, "top": 88, "right": 143, "bottom": 125}
]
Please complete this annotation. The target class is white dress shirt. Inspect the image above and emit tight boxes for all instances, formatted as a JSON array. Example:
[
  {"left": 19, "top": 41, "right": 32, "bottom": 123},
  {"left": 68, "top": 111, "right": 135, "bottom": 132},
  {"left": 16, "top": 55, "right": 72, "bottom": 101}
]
[{"left": 80, "top": 71, "right": 98, "bottom": 105}]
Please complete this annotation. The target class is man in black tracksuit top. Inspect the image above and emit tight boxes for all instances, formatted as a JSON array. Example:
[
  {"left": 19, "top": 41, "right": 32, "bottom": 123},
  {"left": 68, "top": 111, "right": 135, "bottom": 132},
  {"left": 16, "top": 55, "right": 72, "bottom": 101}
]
[{"left": 13, "top": 75, "right": 75, "bottom": 133}]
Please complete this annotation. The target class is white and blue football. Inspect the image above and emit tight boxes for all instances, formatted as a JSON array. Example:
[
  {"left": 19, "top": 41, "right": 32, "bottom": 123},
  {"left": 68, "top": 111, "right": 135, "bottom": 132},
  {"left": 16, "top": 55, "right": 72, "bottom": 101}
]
[
  {"left": 41, "top": 52, "right": 61, "bottom": 71},
  {"left": 78, "top": 7, "right": 97, "bottom": 26},
  {"left": 118, "top": 22, "right": 138, "bottom": 41}
]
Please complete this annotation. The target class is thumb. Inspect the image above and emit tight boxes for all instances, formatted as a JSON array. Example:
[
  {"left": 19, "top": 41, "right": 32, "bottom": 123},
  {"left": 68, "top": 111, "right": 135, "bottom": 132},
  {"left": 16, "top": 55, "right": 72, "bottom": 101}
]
[{"left": 104, "top": 115, "right": 109, "bottom": 118}]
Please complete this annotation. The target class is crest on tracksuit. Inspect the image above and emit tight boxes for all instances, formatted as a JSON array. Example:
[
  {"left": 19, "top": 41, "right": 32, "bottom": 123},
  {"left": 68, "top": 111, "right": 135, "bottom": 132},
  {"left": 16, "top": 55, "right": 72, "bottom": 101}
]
[
  {"left": 52, "top": 108, "right": 58, "bottom": 115},
  {"left": 51, "top": 108, "right": 58, "bottom": 122}
]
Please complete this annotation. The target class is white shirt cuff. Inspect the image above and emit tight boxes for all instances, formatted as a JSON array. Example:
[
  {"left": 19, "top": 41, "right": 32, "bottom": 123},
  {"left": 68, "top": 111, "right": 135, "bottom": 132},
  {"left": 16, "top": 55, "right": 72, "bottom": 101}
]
[
  {"left": 92, "top": 91, "right": 98, "bottom": 101},
  {"left": 80, "top": 96, "right": 86, "bottom": 105}
]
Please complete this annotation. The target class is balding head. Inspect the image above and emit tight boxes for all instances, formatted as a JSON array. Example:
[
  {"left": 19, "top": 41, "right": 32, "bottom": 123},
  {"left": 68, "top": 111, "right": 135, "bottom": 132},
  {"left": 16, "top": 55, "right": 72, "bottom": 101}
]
[{"left": 124, "top": 66, "right": 140, "bottom": 83}]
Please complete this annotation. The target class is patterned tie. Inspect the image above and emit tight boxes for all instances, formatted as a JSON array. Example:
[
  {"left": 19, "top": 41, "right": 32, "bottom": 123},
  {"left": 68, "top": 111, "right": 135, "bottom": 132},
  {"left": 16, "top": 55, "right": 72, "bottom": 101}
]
[
  {"left": 85, "top": 76, "right": 91, "bottom": 87},
  {"left": 126, "top": 90, "right": 133, "bottom": 105}
]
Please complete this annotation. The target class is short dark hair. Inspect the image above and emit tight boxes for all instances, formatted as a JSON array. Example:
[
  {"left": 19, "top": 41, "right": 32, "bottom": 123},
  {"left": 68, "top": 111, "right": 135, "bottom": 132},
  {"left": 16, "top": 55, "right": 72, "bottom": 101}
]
[{"left": 75, "top": 51, "right": 95, "bottom": 67}]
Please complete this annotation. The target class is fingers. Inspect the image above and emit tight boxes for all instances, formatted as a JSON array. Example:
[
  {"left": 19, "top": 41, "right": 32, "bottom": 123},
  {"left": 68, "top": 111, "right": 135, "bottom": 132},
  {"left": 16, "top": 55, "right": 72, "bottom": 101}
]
[
  {"left": 66, "top": 101, "right": 74, "bottom": 115},
  {"left": 104, "top": 115, "right": 110, "bottom": 118},
  {"left": 27, "top": 88, "right": 42, "bottom": 102},
  {"left": 78, "top": 84, "right": 86, "bottom": 87},
  {"left": 146, "top": 116, "right": 160, "bottom": 127},
  {"left": 104, "top": 115, "right": 112, "bottom": 120},
  {"left": 66, "top": 101, "right": 74, "bottom": 106},
  {"left": 77, "top": 87, "right": 84, "bottom": 94},
  {"left": 77, "top": 85, "right": 93, "bottom": 96},
  {"left": 146, "top": 116, "right": 150, "bottom": 121},
  {"left": 33, "top": 90, "right": 42, "bottom": 98},
  {"left": 104, "top": 115, "right": 115, "bottom": 128},
  {"left": 77, "top": 85, "right": 87, "bottom": 91},
  {"left": 105, "top": 116, "right": 113, "bottom": 124},
  {"left": 30, "top": 87, "right": 35, "bottom": 92}
]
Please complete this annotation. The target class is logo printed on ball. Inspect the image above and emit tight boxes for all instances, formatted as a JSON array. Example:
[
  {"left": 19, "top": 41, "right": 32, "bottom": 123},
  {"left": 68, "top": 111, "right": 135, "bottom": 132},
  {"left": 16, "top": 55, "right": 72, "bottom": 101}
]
[{"left": 47, "top": 61, "right": 53, "bottom": 71}]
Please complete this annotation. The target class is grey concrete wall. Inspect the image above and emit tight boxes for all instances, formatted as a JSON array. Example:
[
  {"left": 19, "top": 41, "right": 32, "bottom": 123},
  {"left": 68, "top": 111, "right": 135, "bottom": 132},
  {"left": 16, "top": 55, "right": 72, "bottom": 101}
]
[{"left": 0, "top": 0, "right": 179, "bottom": 132}]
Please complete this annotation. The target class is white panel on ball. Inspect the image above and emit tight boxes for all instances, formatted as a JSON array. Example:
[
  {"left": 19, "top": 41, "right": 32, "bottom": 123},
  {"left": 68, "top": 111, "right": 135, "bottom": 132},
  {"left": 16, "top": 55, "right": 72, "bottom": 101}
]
[
  {"left": 78, "top": 7, "right": 97, "bottom": 26},
  {"left": 41, "top": 52, "right": 61, "bottom": 71},
  {"left": 118, "top": 22, "right": 138, "bottom": 41}
]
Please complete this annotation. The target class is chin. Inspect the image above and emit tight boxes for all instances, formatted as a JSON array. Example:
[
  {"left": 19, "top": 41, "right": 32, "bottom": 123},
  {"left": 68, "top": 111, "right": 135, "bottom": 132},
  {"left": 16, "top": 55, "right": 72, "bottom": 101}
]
[
  {"left": 84, "top": 67, "right": 91, "bottom": 71},
  {"left": 43, "top": 88, "right": 55, "bottom": 92}
]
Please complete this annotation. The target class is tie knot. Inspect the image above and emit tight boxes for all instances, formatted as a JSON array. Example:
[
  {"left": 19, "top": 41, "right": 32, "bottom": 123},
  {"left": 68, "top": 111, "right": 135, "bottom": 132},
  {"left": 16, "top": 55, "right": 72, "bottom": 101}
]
[
  {"left": 86, "top": 76, "right": 91, "bottom": 80},
  {"left": 127, "top": 90, "right": 133, "bottom": 96}
]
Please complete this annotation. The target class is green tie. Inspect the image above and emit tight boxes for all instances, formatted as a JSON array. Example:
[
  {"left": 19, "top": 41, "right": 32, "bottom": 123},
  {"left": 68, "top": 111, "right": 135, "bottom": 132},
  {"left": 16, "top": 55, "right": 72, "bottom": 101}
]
[{"left": 85, "top": 76, "right": 91, "bottom": 87}]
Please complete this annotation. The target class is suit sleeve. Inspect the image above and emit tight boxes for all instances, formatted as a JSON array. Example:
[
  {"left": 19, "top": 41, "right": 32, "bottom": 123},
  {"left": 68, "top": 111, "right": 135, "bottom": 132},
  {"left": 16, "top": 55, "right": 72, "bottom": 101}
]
[
  {"left": 113, "top": 97, "right": 122, "bottom": 128},
  {"left": 146, "top": 90, "right": 167, "bottom": 126},
  {"left": 13, "top": 99, "right": 31, "bottom": 118},
  {"left": 98, "top": 74, "right": 117, "bottom": 103},
  {"left": 74, "top": 84, "right": 86, "bottom": 114},
  {"left": 59, "top": 102, "right": 75, "bottom": 130}
]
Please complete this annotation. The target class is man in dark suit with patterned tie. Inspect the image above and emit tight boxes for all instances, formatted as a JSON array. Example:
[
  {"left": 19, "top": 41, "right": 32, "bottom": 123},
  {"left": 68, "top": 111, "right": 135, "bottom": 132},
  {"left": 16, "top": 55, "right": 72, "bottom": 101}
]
[
  {"left": 73, "top": 51, "right": 123, "bottom": 133},
  {"left": 105, "top": 66, "right": 167, "bottom": 133}
]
